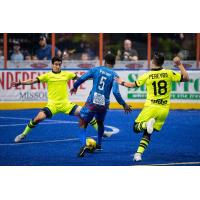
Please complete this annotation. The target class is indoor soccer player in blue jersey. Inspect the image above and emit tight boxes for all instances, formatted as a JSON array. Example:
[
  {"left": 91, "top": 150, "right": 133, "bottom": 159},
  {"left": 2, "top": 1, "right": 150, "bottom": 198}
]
[{"left": 71, "top": 53, "right": 132, "bottom": 157}]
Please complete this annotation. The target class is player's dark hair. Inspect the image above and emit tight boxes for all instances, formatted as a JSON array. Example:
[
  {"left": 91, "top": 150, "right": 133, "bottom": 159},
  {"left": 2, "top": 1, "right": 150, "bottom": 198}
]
[
  {"left": 153, "top": 52, "right": 164, "bottom": 66},
  {"left": 52, "top": 56, "right": 62, "bottom": 64},
  {"left": 104, "top": 53, "right": 116, "bottom": 65}
]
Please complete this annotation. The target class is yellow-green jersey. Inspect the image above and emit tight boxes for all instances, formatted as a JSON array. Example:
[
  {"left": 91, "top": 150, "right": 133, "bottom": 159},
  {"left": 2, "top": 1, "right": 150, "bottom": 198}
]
[
  {"left": 37, "top": 71, "right": 76, "bottom": 104},
  {"left": 135, "top": 68, "right": 182, "bottom": 107}
]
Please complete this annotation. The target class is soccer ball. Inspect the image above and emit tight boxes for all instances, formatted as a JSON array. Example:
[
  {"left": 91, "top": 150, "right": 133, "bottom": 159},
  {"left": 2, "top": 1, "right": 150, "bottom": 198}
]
[{"left": 86, "top": 137, "right": 97, "bottom": 153}]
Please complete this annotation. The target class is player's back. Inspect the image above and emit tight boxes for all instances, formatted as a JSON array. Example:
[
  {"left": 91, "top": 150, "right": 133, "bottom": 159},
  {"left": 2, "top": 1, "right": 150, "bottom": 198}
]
[
  {"left": 141, "top": 69, "right": 181, "bottom": 107},
  {"left": 88, "top": 66, "right": 116, "bottom": 107}
]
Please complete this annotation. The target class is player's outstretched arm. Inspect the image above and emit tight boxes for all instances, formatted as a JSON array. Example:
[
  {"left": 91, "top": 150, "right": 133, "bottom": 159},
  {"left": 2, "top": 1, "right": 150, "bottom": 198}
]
[
  {"left": 173, "top": 57, "right": 189, "bottom": 82},
  {"left": 115, "top": 77, "right": 136, "bottom": 88},
  {"left": 112, "top": 81, "right": 132, "bottom": 114},
  {"left": 11, "top": 79, "right": 39, "bottom": 87}
]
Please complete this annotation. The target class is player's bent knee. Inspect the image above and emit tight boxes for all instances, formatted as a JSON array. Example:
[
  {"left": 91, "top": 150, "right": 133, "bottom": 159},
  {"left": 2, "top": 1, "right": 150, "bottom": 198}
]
[
  {"left": 133, "top": 123, "right": 140, "bottom": 133},
  {"left": 34, "top": 111, "right": 48, "bottom": 123},
  {"left": 41, "top": 107, "right": 52, "bottom": 119}
]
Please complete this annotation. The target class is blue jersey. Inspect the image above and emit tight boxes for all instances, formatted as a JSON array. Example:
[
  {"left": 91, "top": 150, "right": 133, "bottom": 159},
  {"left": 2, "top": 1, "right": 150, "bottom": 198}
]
[{"left": 73, "top": 66, "right": 125, "bottom": 109}]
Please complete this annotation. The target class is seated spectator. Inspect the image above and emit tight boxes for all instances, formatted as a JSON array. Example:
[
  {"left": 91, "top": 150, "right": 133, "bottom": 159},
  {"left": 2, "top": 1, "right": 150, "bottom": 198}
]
[
  {"left": 76, "top": 34, "right": 95, "bottom": 59},
  {"left": 0, "top": 48, "right": 4, "bottom": 61},
  {"left": 32, "top": 55, "right": 38, "bottom": 60},
  {"left": 25, "top": 55, "right": 31, "bottom": 60},
  {"left": 36, "top": 36, "right": 61, "bottom": 60},
  {"left": 10, "top": 41, "right": 24, "bottom": 61},
  {"left": 62, "top": 49, "right": 70, "bottom": 60},
  {"left": 24, "top": 50, "right": 31, "bottom": 60},
  {"left": 81, "top": 52, "right": 90, "bottom": 61},
  {"left": 116, "top": 39, "right": 138, "bottom": 61}
]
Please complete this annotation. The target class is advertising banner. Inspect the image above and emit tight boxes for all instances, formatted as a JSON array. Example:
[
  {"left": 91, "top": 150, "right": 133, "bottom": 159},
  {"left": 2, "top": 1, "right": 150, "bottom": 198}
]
[{"left": 0, "top": 69, "right": 199, "bottom": 107}]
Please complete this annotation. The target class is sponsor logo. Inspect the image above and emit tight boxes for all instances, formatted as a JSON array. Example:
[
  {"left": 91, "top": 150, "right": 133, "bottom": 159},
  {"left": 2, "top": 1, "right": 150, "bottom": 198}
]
[{"left": 151, "top": 99, "right": 168, "bottom": 105}]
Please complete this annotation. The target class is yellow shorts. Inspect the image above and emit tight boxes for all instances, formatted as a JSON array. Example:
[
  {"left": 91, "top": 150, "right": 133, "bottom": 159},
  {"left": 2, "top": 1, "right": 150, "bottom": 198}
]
[
  {"left": 44, "top": 101, "right": 78, "bottom": 117},
  {"left": 135, "top": 105, "right": 169, "bottom": 131}
]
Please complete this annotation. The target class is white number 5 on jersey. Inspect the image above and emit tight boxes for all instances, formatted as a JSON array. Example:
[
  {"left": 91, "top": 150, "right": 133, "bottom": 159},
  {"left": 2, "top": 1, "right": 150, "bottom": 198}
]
[{"left": 98, "top": 76, "right": 107, "bottom": 90}]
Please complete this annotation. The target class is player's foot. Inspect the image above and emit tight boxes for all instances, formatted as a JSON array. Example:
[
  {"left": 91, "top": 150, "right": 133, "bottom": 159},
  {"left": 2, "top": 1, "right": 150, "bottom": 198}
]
[
  {"left": 146, "top": 118, "right": 155, "bottom": 134},
  {"left": 77, "top": 146, "right": 89, "bottom": 157},
  {"left": 14, "top": 134, "right": 26, "bottom": 143},
  {"left": 103, "top": 131, "right": 114, "bottom": 138},
  {"left": 96, "top": 144, "right": 103, "bottom": 151},
  {"left": 133, "top": 152, "right": 142, "bottom": 162}
]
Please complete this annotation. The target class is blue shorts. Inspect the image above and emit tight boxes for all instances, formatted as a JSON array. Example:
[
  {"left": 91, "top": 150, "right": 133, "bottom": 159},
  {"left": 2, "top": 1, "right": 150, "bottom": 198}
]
[{"left": 80, "top": 106, "right": 107, "bottom": 123}]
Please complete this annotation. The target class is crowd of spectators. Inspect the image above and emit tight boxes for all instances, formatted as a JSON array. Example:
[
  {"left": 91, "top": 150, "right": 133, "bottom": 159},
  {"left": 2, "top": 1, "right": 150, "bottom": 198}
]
[{"left": 1, "top": 33, "right": 196, "bottom": 62}]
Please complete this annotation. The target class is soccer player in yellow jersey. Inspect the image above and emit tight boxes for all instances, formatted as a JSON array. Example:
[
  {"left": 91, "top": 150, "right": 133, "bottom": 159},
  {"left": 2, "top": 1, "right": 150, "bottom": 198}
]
[
  {"left": 116, "top": 52, "right": 189, "bottom": 161},
  {"left": 11, "top": 56, "right": 99, "bottom": 143}
]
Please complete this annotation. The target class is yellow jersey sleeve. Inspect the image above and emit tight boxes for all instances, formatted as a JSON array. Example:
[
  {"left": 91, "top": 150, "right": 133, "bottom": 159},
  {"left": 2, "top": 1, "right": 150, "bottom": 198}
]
[
  {"left": 37, "top": 73, "right": 49, "bottom": 83},
  {"left": 136, "top": 72, "right": 149, "bottom": 87},
  {"left": 171, "top": 71, "right": 182, "bottom": 82},
  {"left": 65, "top": 72, "right": 77, "bottom": 81}
]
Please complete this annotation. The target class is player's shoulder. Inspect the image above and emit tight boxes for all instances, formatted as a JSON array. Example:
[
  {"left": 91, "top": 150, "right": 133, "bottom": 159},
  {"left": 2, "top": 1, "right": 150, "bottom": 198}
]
[
  {"left": 61, "top": 71, "right": 72, "bottom": 74},
  {"left": 162, "top": 69, "right": 178, "bottom": 76}
]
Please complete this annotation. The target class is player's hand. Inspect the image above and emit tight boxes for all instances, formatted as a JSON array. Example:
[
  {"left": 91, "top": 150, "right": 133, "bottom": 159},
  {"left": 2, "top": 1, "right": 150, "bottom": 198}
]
[
  {"left": 123, "top": 103, "right": 132, "bottom": 114},
  {"left": 115, "top": 77, "right": 124, "bottom": 85},
  {"left": 173, "top": 56, "right": 181, "bottom": 66},
  {"left": 70, "top": 87, "right": 77, "bottom": 95},
  {"left": 11, "top": 81, "right": 21, "bottom": 87}
]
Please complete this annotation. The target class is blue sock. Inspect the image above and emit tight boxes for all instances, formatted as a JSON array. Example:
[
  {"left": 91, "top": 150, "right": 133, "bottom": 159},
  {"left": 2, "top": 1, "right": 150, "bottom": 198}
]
[
  {"left": 79, "top": 128, "right": 87, "bottom": 147},
  {"left": 97, "top": 124, "right": 104, "bottom": 146}
]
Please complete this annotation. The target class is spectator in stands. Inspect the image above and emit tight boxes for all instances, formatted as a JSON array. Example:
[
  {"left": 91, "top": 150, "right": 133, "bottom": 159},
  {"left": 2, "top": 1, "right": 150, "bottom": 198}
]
[
  {"left": 10, "top": 41, "right": 24, "bottom": 61},
  {"left": 76, "top": 34, "right": 95, "bottom": 59},
  {"left": 0, "top": 48, "right": 4, "bottom": 61},
  {"left": 62, "top": 49, "right": 70, "bottom": 60},
  {"left": 32, "top": 55, "right": 38, "bottom": 60},
  {"left": 24, "top": 50, "right": 31, "bottom": 60},
  {"left": 36, "top": 36, "right": 61, "bottom": 60},
  {"left": 81, "top": 52, "right": 90, "bottom": 61},
  {"left": 116, "top": 39, "right": 138, "bottom": 61},
  {"left": 25, "top": 55, "right": 31, "bottom": 60}
]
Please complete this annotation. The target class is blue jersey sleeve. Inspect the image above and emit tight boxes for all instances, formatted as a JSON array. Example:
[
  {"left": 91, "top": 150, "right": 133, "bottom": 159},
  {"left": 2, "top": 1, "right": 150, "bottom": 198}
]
[
  {"left": 73, "top": 68, "right": 94, "bottom": 89},
  {"left": 112, "top": 81, "right": 125, "bottom": 106}
]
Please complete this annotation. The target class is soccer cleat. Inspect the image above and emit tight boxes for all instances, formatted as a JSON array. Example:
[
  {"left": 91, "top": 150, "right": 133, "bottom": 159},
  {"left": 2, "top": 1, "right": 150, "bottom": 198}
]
[
  {"left": 103, "top": 131, "right": 114, "bottom": 138},
  {"left": 14, "top": 134, "right": 26, "bottom": 143},
  {"left": 146, "top": 118, "right": 155, "bottom": 134},
  {"left": 95, "top": 144, "right": 103, "bottom": 151},
  {"left": 133, "top": 152, "right": 142, "bottom": 162},
  {"left": 77, "top": 146, "right": 89, "bottom": 157}
]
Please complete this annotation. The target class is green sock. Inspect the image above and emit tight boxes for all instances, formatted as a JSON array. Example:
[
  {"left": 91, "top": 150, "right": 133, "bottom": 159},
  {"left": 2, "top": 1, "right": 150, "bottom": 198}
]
[
  {"left": 137, "top": 136, "right": 150, "bottom": 154},
  {"left": 89, "top": 119, "right": 98, "bottom": 131},
  {"left": 21, "top": 120, "right": 37, "bottom": 137}
]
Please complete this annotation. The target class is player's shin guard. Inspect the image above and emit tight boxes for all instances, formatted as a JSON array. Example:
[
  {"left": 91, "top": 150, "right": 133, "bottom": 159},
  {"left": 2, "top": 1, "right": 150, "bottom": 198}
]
[
  {"left": 89, "top": 118, "right": 98, "bottom": 131},
  {"left": 97, "top": 123, "right": 104, "bottom": 146},
  {"left": 21, "top": 119, "right": 38, "bottom": 137},
  {"left": 134, "top": 122, "right": 146, "bottom": 133},
  {"left": 136, "top": 131, "right": 151, "bottom": 154}
]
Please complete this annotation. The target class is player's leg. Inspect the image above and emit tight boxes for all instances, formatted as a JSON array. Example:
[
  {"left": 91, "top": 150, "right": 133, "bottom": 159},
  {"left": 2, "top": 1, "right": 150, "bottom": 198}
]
[
  {"left": 134, "top": 130, "right": 151, "bottom": 161},
  {"left": 68, "top": 103, "right": 99, "bottom": 131},
  {"left": 95, "top": 110, "right": 107, "bottom": 150},
  {"left": 133, "top": 106, "right": 169, "bottom": 161},
  {"left": 14, "top": 105, "right": 54, "bottom": 143},
  {"left": 77, "top": 106, "right": 95, "bottom": 157},
  {"left": 134, "top": 107, "right": 156, "bottom": 134},
  {"left": 14, "top": 108, "right": 50, "bottom": 142}
]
